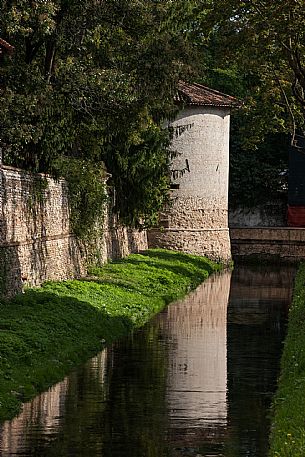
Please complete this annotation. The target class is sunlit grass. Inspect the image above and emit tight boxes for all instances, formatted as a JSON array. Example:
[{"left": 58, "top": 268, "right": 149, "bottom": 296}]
[{"left": 270, "top": 262, "right": 305, "bottom": 456}]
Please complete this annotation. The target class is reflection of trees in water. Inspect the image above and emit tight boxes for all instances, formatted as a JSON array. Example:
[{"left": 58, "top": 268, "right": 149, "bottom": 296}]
[
  {"left": 225, "top": 265, "right": 293, "bottom": 457},
  {"left": 101, "top": 325, "right": 170, "bottom": 457},
  {"left": 0, "top": 351, "right": 108, "bottom": 457}
]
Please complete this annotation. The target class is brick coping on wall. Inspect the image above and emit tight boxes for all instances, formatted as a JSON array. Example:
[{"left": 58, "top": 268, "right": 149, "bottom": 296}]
[
  {"left": 1, "top": 164, "right": 63, "bottom": 181},
  {"left": 230, "top": 227, "right": 305, "bottom": 261},
  {"left": 150, "top": 228, "right": 230, "bottom": 232},
  {"left": 230, "top": 227, "right": 305, "bottom": 238}
]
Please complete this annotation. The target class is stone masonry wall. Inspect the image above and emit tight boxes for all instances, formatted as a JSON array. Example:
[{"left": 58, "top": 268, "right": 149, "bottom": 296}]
[
  {"left": 164, "top": 197, "right": 228, "bottom": 229},
  {"left": 148, "top": 227, "right": 230, "bottom": 262},
  {"left": 0, "top": 165, "right": 147, "bottom": 296}
]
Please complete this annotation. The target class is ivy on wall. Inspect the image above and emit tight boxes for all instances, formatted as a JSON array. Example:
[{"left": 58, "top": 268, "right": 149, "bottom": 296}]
[{"left": 56, "top": 158, "right": 108, "bottom": 240}]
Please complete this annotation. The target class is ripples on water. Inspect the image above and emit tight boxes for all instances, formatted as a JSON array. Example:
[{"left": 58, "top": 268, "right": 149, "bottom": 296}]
[{"left": 0, "top": 265, "right": 295, "bottom": 457}]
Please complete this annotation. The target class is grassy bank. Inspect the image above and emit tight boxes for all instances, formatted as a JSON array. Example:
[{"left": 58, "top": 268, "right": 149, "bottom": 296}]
[
  {"left": 269, "top": 263, "right": 305, "bottom": 456},
  {"left": 0, "top": 249, "right": 221, "bottom": 422}
]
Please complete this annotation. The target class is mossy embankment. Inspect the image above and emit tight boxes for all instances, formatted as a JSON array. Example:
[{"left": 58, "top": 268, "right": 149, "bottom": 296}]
[
  {"left": 269, "top": 262, "right": 305, "bottom": 456},
  {"left": 0, "top": 249, "right": 221, "bottom": 422}
]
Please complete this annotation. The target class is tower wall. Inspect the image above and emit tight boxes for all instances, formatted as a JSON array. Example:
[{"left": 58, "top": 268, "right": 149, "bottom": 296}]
[{"left": 148, "top": 106, "right": 231, "bottom": 262}]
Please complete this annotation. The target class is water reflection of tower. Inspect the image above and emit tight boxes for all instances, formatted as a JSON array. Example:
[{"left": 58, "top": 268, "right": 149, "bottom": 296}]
[{"left": 156, "top": 271, "right": 232, "bottom": 449}]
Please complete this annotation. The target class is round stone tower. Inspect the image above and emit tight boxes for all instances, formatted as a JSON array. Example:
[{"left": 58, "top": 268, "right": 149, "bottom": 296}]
[{"left": 148, "top": 82, "right": 239, "bottom": 262}]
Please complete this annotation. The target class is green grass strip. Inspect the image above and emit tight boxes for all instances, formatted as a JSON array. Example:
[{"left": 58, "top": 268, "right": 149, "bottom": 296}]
[
  {"left": 0, "top": 249, "right": 220, "bottom": 422},
  {"left": 270, "top": 262, "right": 305, "bottom": 456}
]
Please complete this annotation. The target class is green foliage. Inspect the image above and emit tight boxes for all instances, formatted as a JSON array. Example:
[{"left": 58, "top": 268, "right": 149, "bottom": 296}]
[
  {"left": 0, "top": 252, "right": 7, "bottom": 297},
  {"left": 25, "top": 174, "right": 48, "bottom": 214},
  {"left": 0, "top": 249, "right": 220, "bottom": 421},
  {"left": 269, "top": 263, "right": 305, "bottom": 456},
  {"left": 104, "top": 120, "right": 173, "bottom": 227},
  {"left": 229, "top": 131, "right": 288, "bottom": 208},
  {"left": 3, "top": 0, "right": 299, "bottom": 217},
  {"left": 193, "top": 9, "right": 291, "bottom": 207},
  {"left": 0, "top": 0, "right": 198, "bottom": 227},
  {"left": 200, "top": 0, "right": 305, "bottom": 134},
  {"left": 56, "top": 158, "right": 108, "bottom": 239}
]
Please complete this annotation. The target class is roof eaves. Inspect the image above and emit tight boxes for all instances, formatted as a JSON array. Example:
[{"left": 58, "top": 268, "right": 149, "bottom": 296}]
[
  {"left": 187, "top": 101, "right": 236, "bottom": 108},
  {"left": 177, "top": 81, "right": 242, "bottom": 108},
  {"left": 0, "top": 38, "right": 15, "bottom": 54}
]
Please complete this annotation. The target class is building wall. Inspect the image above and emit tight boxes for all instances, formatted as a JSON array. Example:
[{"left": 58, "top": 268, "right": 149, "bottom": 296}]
[
  {"left": 148, "top": 106, "right": 231, "bottom": 262},
  {"left": 0, "top": 165, "right": 147, "bottom": 296}
]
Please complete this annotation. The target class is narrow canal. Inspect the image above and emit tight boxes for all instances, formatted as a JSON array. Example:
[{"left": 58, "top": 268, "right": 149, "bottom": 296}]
[{"left": 0, "top": 265, "right": 295, "bottom": 457}]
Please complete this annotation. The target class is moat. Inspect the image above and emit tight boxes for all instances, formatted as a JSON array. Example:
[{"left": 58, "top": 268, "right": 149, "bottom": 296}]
[{"left": 0, "top": 264, "right": 295, "bottom": 457}]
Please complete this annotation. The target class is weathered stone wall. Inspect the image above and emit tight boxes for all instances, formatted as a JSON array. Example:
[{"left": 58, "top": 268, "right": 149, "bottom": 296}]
[
  {"left": 229, "top": 200, "right": 287, "bottom": 227},
  {"left": 163, "top": 197, "right": 228, "bottom": 229},
  {"left": 0, "top": 165, "right": 147, "bottom": 296},
  {"left": 148, "top": 228, "right": 230, "bottom": 261},
  {"left": 149, "top": 106, "right": 231, "bottom": 262},
  {"left": 230, "top": 227, "right": 305, "bottom": 262}
]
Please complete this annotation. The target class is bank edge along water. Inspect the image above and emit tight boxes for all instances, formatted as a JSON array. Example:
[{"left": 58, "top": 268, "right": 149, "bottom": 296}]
[
  {"left": 0, "top": 249, "right": 221, "bottom": 422},
  {"left": 269, "top": 262, "right": 305, "bottom": 457}
]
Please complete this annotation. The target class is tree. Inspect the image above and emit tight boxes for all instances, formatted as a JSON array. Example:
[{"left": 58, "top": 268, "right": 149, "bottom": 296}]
[
  {"left": 201, "top": 1, "right": 305, "bottom": 136},
  {"left": 0, "top": 0, "right": 198, "bottom": 227},
  {"left": 188, "top": 1, "right": 303, "bottom": 207}
]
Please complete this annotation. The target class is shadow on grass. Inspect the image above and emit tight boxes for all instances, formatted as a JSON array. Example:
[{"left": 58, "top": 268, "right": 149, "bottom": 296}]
[
  {"left": 10, "top": 289, "right": 135, "bottom": 342},
  {"left": 0, "top": 290, "right": 134, "bottom": 422}
]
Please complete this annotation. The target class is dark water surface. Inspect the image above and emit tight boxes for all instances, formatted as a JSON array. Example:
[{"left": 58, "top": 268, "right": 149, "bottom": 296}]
[{"left": 0, "top": 265, "right": 295, "bottom": 457}]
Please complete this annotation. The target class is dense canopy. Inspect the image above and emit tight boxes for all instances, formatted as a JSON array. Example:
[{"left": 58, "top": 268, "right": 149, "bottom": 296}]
[
  {"left": 0, "top": 0, "right": 198, "bottom": 227},
  {"left": 1, "top": 0, "right": 304, "bottom": 223}
]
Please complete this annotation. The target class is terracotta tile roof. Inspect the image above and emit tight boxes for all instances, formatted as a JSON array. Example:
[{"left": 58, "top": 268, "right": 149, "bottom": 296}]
[
  {"left": 0, "top": 38, "right": 14, "bottom": 55},
  {"left": 176, "top": 81, "right": 240, "bottom": 108}
]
